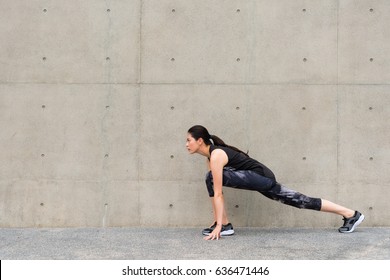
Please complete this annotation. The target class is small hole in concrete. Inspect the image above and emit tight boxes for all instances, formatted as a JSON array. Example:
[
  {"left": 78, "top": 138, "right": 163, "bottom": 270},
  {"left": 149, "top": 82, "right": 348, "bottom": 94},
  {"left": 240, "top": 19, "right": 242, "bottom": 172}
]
[
  {"left": 369, "top": 8, "right": 374, "bottom": 13},
  {"left": 43, "top": 8, "right": 47, "bottom": 13},
  {"left": 42, "top": 105, "right": 46, "bottom": 109},
  {"left": 303, "top": 58, "right": 307, "bottom": 62},
  {"left": 370, "top": 58, "right": 374, "bottom": 62},
  {"left": 302, "top": 157, "right": 307, "bottom": 160},
  {"left": 170, "top": 155, "right": 174, "bottom": 159},
  {"left": 369, "top": 106, "right": 373, "bottom": 110},
  {"left": 235, "top": 205, "right": 239, "bottom": 208},
  {"left": 40, "top": 203, "right": 44, "bottom": 206},
  {"left": 302, "top": 107, "right": 306, "bottom": 110},
  {"left": 169, "top": 204, "right": 173, "bottom": 207},
  {"left": 236, "top": 106, "right": 240, "bottom": 110},
  {"left": 107, "top": 9, "right": 111, "bottom": 12},
  {"left": 106, "top": 105, "right": 110, "bottom": 109},
  {"left": 170, "top": 106, "right": 175, "bottom": 110},
  {"left": 236, "top": 58, "right": 241, "bottom": 62},
  {"left": 105, "top": 154, "right": 109, "bottom": 158},
  {"left": 172, "top": 9, "right": 175, "bottom": 13},
  {"left": 171, "top": 58, "right": 175, "bottom": 62},
  {"left": 106, "top": 57, "right": 110, "bottom": 61},
  {"left": 302, "top": 8, "right": 306, "bottom": 12},
  {"left": 369, "top": 207, "right": 373, "bottom": 210},
  {"left": 42, "top": 57, "right": 47, "bottom": 61},
  {"left": 236, "top": 9, "right": 241, "bottom": 13},
  {"left": 369, "top": 157, "right": 374, "bottom": 161},
  {"left": 41, "top": 154, "right": 45, "bottom": 157}
]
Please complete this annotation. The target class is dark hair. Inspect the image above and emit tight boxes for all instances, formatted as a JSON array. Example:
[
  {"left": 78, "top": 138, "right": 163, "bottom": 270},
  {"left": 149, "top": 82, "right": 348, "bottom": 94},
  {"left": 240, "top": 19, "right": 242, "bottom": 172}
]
[{"left": 188, "top": 125, "right": 248, "bottom": 157}]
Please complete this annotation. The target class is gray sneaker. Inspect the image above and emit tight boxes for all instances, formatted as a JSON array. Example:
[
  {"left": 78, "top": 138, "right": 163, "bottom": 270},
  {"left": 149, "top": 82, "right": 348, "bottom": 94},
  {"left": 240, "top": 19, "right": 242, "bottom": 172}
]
[
  {"left": 338, "top": 211, "right": 364, "bottom": 233},
  {"left": 202, "top": 222, "right": 234, "bottom": 236}
]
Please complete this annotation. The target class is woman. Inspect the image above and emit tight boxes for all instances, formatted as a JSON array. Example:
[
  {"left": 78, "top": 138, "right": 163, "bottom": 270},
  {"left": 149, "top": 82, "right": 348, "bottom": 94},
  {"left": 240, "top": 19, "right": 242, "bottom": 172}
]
[{"left": 186, "top": 125, "right": 364, "bottom": 240}]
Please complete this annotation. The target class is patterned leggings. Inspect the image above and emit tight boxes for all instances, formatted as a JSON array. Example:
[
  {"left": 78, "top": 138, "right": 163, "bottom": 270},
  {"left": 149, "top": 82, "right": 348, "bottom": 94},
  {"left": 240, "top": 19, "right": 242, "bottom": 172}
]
[{"left": 205, "top": 168, "right": 322, "bottom": 211}]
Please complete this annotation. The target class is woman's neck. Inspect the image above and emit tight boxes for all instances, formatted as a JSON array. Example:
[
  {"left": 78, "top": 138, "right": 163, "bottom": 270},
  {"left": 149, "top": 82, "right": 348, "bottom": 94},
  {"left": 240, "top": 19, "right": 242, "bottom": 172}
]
[{"left": 197, "top": 144, "right": 211, "bottom": 157}]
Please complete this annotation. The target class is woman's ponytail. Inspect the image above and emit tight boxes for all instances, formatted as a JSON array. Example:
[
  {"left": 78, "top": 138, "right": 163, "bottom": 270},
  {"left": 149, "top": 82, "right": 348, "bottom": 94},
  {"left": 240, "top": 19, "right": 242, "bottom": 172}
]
[
  {"left": 210, "top": 134, "right": 248, "bottom": 157},
  {"left": 209, "top": 134, "right": 225, "bottom": 146}
]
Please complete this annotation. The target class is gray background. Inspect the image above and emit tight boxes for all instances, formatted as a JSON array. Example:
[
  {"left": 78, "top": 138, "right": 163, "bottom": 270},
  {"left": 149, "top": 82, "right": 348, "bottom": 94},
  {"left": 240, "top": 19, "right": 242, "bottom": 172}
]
[{"left": 0, "top": 0, "right": 389, "bottom": 228}]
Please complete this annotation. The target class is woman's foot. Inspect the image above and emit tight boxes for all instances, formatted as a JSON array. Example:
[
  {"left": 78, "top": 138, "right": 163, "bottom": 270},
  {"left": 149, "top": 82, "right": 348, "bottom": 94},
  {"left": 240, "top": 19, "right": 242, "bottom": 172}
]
[{"left": 338, "top": 211, "right": 365, "bottom": 233}]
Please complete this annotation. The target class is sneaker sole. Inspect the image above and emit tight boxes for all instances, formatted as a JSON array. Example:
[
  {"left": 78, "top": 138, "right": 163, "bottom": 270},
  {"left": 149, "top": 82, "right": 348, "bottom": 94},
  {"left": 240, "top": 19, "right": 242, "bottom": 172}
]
[
  {"left": 202, "top": 229, "right": 235, "bottom": 236},
  {"left": 339, "top": 214, "right": 365, "bottom": 233},
  {"left": 220, "top": 229, "right": 234, "bottom": 236}
]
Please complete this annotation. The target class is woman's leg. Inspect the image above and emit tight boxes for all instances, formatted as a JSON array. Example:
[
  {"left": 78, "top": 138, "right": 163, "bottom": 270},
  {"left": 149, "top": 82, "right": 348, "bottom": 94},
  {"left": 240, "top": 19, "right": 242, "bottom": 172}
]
[
  {"left": 260, "top": 183, "right": 356, "bottom": 218},
  {"left": 206, "top": 170, "right": 363, "bottom": 232},
  {"left": 320, "top": 199, "right": 355, "bottom": 218},
  {"left": 260, "top": 183, "right": 364, "bottom": 232},
  {"left": 259, "top": 183, "right": 322, "bottom": 210},
  {"left": 211, "top": 169, "right": 354, "bottom": 216},
  {"left": 320, "top": 199, "right": 364, "bottom": 233}
]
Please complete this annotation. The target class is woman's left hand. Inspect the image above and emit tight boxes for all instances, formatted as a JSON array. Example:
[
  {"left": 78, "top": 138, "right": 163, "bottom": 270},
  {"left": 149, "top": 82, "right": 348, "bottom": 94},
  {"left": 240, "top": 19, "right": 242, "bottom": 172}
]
[{"left": 204, "top": 225, "right": 221, "bottom": 240}]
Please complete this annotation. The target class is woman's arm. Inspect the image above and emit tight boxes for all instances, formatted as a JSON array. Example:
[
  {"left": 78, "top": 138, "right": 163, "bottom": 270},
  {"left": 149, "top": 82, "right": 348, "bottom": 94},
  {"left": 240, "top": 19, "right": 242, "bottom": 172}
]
[{"left": 204, "top": 149, "right": 228, "bottom": 240}]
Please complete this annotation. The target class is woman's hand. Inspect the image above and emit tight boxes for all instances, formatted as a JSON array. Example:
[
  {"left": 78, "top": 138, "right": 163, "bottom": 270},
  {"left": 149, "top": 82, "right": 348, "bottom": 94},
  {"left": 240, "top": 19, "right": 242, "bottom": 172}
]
[{"left": 204, "top": 224, "right": 222, "bottom": 240}]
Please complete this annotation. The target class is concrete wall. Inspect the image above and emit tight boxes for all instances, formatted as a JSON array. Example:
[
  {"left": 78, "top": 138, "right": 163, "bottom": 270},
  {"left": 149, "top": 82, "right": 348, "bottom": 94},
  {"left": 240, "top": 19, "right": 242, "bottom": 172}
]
[{"left": 0, "top": 0, "right": 389, "bottom": 228}]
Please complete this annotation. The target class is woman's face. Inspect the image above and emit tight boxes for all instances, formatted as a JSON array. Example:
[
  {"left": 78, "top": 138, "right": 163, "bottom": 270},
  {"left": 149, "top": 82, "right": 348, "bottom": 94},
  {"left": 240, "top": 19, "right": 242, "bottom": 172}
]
[{"left": 186, "top": 133, "right": 200, "bottom": 154}]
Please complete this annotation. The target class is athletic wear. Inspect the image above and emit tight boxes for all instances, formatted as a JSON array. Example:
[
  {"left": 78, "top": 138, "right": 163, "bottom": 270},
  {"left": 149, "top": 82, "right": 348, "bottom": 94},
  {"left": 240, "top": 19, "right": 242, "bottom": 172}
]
[
  {"left": 338, "top": 211, "right": 365, "bottom": 233},
  {"left": 206, "top": 167, "right": 276, "bottom": 195},
  {"left": 202, "top": 222, "right": 235, "bottom": 236},
  {"left": 205, "top": 169, "right": 322, "bottom": 210},
  {"left": 209, "top": 145, "right": 276, "bottom": 180},
  {"left": 206, "top": 145, "right": 322, "bottom": 211}
]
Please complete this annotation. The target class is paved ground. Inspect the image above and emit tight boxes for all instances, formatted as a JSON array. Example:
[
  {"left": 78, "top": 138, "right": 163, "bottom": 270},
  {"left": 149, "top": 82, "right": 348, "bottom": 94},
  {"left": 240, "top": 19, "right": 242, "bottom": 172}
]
[{"left": 1, "top": 226, "right": 389, "bottom": 260}]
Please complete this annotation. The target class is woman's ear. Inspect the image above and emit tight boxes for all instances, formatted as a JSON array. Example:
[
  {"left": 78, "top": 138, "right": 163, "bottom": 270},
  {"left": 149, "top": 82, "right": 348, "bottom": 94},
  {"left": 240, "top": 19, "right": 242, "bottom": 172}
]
[{"left": 197, "top": 137, "right": 204, "bottom": 145}]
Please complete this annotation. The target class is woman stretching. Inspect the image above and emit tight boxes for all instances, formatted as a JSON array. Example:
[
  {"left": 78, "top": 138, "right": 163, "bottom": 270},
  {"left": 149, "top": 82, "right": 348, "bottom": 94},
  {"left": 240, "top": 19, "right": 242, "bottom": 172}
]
[{"left": 186, "top": 125, "right": 364, "bottom": 240}]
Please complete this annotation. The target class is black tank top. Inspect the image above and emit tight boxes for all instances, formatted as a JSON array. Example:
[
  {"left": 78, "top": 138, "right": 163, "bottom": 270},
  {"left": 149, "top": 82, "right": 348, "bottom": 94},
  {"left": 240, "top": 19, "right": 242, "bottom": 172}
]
[{"left": 209, "top": 145, "right": 276, "bottom": 181}]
